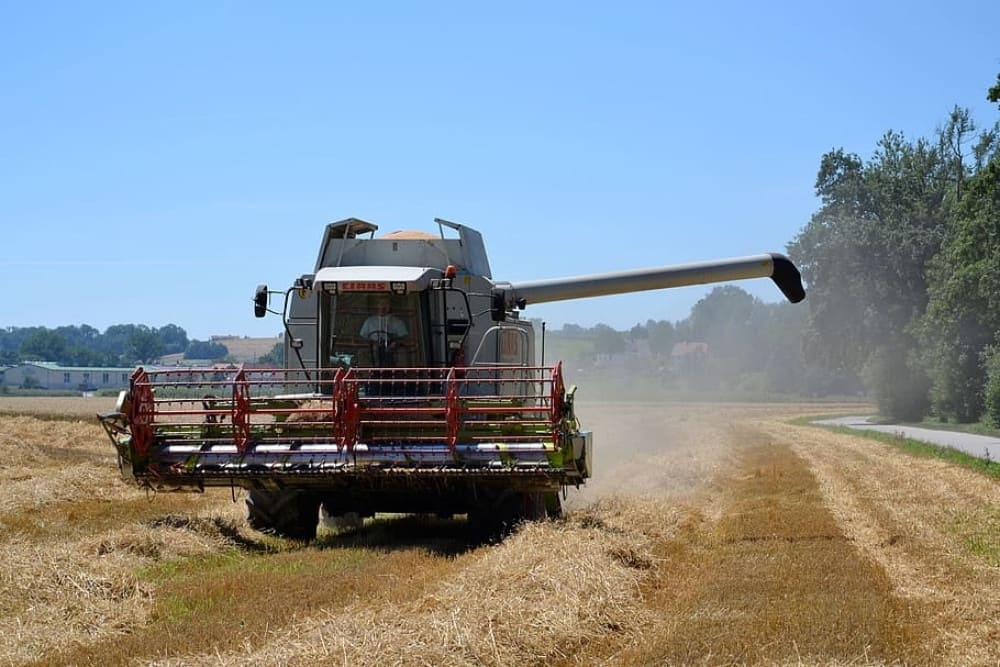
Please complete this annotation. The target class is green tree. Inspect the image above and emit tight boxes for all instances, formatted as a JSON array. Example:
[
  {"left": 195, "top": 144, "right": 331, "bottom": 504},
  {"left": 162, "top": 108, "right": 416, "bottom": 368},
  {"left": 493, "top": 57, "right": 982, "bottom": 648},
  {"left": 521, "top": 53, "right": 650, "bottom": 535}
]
[
  {"left": 64, "top": 345, "right": 114, "bottom": 366},
  {"left": 185, "top": 340, "right": 229, "bottom": 360},
  {"left": 983, "top": 345, "right": 1000, "bottom": 427},
  {"left": 688, "top": 286, "right": 757, "bottom": 341},
  {"left": 914, "top": 78, "right": 1000, "bottom": 422},
  {"left": 19, "top": 329, "right": 67, "bottom": 361},
  {"left": 100, "top": 324, "right": 142, "bottom": 362},
  {"left": 862, "top": 346, "right": 930, "bottom": 422},
  {"left": 55, "top": 324, "right": 100, "bottom": 351},
  {"left": 687, "top": 286, "right": 762, "bottom": 379},
  {"left": 628, "top": 323, "right": 648, "bottom": 340},
  {"left": 919, "top": 157, "right": 1000, "bottom": 421},
  {"left": 259, "top": 341, "right": 284, "bottom": 366},
  {"left": 592, "top": 324, "right": 625, "bottom": 357},
  {"left": 789, "top": 125, "right": 959, "bottom": 419},
  {"left": 757, "top": 302, "right": 809, "bottom": 394},
  {"left": 125, "top": 327, "right": 165, "bottom": 364},
  {"left": 989, "top": 72, "right": 1000, "bottom": 108},
  {"left": 645, "top": 319, "right": 675, "bottom": 357},
  {"left": 157, "top": 324, "right": 189, "bottom": 355}
]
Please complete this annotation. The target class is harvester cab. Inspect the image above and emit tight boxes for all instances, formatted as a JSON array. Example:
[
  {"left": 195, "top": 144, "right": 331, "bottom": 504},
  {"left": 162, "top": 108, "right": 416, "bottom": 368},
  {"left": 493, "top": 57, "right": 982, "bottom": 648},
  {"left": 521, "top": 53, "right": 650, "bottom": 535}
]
[
  {"left": 265, "top": 218, "right": 538, "bottom": 379},
  {"left": 101, "top": 217, "right": 805, "bottom": 541}
]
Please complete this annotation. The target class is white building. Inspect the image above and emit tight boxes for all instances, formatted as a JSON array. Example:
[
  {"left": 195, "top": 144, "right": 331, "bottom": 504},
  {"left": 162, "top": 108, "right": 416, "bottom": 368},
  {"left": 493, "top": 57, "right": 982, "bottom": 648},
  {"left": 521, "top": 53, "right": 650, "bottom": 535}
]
[{"left": 2, "top": 362, "right": 135, "bottom": 392}]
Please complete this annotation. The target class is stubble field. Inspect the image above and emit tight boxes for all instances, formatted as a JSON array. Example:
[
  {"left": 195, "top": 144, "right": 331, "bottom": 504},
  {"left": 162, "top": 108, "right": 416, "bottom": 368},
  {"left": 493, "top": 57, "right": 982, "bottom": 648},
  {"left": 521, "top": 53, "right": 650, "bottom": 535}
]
[{"left": 1, "top": 396, "right": 998, "bottom": 666}]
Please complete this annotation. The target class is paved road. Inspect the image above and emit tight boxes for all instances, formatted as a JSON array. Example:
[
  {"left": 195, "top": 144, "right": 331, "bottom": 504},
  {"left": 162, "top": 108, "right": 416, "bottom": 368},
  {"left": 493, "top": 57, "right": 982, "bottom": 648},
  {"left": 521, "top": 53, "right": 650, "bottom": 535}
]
[{"left": 815, "top": 416, "right": 1000, "bottom": 462}]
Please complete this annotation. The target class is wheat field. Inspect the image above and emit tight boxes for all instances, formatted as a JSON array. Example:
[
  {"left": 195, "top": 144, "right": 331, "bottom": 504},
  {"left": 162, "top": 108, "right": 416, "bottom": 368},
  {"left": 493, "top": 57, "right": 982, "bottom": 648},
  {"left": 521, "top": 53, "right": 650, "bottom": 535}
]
[{"left": 1, "top": 397, "right": 997, "bottom": 666}]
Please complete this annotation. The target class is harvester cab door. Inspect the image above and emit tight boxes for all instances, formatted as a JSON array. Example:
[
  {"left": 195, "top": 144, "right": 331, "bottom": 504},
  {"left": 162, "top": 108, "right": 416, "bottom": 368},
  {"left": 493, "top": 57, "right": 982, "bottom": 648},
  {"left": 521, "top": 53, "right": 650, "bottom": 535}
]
[
  {"left": 471, "top": 324, "right": 533, "bottom": 367},
  {"left": 469, "top": 323, "right": 536, "bottom": 399},
  {"left": 427, "top": 285, "right": 472, "bottom": 367},
  {"left": 284, "top": 286, "right": 320, "bottom": 372}
]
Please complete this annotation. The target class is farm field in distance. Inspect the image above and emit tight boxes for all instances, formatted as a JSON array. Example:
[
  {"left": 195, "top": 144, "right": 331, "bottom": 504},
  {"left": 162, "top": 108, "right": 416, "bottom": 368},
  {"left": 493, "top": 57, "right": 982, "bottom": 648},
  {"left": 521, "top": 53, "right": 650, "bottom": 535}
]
[{"left": 0, "top": 397, "right": 997, "bottom": 666}]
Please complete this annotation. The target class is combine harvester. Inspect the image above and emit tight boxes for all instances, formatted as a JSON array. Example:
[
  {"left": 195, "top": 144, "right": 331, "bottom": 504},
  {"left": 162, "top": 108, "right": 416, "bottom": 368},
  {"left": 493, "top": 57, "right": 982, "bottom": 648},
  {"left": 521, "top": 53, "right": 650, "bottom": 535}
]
[{"left": 101, "top": 218, "right": 805, "bottom": 540}]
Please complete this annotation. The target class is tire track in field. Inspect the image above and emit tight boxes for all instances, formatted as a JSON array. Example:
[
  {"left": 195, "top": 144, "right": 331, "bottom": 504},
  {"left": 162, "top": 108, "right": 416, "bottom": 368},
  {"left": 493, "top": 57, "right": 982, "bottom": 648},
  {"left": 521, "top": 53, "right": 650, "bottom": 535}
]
[
  {"left": 756, "top": 420, "right": 1000, "bottom": 665},
  {"left": 608, "top": 420, "right": 928, "bottom": 666}
]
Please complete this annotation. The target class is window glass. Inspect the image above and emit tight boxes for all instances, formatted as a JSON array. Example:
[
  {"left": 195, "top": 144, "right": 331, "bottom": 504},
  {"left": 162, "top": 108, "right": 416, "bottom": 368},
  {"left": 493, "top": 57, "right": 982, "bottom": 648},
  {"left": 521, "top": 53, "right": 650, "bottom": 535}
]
[{"left": 325, "top": 293, "right": 424, "bottom": 368}]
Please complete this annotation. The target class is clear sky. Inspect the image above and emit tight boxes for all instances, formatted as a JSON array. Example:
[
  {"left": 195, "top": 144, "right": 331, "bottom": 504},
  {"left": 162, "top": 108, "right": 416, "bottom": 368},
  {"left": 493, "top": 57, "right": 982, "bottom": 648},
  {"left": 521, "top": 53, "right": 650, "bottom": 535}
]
[{"left": 2, "top": 1, "right": 998, "bottom": 341}]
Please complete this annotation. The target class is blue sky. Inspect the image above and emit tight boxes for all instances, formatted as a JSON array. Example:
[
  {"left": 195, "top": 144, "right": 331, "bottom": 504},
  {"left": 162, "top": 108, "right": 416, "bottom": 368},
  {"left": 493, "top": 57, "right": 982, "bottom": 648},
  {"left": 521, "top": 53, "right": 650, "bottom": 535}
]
[{"left": 2, "top": 1, "right": 998, "bottom": 341}]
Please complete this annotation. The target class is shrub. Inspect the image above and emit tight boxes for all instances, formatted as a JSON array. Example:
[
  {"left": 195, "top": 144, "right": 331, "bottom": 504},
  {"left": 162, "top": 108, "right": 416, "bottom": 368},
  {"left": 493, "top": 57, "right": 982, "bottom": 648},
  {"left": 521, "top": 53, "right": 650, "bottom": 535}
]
[{"left": 982, "top": 345, "right": 1000, "bottom": 428}]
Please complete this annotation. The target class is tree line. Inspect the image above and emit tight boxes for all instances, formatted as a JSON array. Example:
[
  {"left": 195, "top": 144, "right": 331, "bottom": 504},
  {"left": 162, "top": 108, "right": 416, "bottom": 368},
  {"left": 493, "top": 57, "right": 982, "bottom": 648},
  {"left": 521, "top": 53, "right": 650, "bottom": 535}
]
[
  {"left": 0, "top": 324, "right": 229, "bottom": 366},
  {"left": 543, "top": 284, "right": 857, "bottom": 398},
  {"left": 789, "top": 71, "right": 1000, "bottom": 424}
]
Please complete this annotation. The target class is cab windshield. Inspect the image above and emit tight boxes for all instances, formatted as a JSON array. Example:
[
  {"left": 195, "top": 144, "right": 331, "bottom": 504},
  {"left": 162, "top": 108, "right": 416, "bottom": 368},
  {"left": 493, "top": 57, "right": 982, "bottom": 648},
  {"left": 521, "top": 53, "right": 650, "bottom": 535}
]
[{"left": 322, "top": 292, "right": 425, "bottom": 369}]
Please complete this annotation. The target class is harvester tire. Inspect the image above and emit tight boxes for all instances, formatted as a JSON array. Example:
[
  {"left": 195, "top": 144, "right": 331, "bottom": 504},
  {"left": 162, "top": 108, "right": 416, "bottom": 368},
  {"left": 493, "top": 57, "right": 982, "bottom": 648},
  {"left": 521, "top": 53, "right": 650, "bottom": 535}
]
[
  {"left": 468, "top": 490, "right": 553, "bottom": 543},
  {"left": 543, "top": 491, "right": 563, "bottom": 519},
  {"left": 246, "top": 489, "right": 321, "bottom": 541}
]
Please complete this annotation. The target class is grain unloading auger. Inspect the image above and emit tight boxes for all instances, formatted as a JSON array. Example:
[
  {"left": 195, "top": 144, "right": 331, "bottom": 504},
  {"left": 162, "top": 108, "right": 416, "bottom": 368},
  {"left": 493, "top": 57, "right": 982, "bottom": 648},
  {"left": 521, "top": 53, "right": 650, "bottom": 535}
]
[{"left": 101, "top": 217, "right": 804, "bottom": 540}]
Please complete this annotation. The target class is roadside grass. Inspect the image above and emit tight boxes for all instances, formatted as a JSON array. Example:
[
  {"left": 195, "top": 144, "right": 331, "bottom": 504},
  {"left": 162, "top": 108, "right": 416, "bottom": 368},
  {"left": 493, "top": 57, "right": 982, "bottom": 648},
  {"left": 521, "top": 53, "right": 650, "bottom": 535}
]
[
  {"left": 953, "top": 509, "right": 1000, "bottom": 567},
  {"left": 800, "top": 417, "right": 1000, "bottom": 569},
  {"left": 795, "top": 416, "right": 1000, "bottom": 481},
  {"left": 902, "top": 416, "right": 1000, "bottom": 438},
  {"left": 796, "top": 404, "right": 1000, "bottom": 438}
]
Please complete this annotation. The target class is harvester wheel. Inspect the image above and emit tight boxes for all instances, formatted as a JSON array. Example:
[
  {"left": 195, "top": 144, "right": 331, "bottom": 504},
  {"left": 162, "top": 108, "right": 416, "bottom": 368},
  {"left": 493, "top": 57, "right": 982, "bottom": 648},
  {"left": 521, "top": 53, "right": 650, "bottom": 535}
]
[
  {"left": 468, "top": 490, "right": 554, "bottom": 543},
  {"left": 320, "top": 503, "right": 365, "bottom": 530},
  {"left": 543, "top": 491, "right": 563, "bottom": 519},
  {"left": 521, "top": 492, "right": 548, "bottom": 521},
  {"left": 246, "top": 489, "right": 321, "bottom": 541}
]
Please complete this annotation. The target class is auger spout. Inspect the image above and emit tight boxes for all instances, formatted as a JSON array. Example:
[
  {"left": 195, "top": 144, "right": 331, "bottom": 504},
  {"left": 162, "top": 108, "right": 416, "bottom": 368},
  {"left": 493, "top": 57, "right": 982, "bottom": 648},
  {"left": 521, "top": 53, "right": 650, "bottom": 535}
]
[{"left": 497, "top": 253, "right": 805, "bottom": 310}]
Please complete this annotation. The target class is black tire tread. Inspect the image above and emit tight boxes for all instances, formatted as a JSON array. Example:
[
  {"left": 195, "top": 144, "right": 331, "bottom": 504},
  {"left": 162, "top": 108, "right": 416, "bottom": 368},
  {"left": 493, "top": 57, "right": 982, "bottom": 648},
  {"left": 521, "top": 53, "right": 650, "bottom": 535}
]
[{"left": 246, "top": 489, "right": 320, "bottom": 541}]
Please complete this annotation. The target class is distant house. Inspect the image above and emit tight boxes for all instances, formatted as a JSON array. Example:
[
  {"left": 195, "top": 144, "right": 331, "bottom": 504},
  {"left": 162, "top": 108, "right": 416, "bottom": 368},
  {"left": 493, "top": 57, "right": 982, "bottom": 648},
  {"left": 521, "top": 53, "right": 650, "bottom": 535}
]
[
  {"left": 670, "top": 341, "right": 709, "bottom": 370},
  {"left": 1, "top": 362, "right": 136, "bottom": 392}
]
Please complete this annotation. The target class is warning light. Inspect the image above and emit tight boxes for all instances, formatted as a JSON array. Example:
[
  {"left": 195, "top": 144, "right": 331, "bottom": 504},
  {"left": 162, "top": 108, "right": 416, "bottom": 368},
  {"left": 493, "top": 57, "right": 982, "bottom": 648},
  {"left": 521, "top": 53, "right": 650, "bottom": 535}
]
[{"left": 444, "top": 265, "right": 457, "bottom": 279}]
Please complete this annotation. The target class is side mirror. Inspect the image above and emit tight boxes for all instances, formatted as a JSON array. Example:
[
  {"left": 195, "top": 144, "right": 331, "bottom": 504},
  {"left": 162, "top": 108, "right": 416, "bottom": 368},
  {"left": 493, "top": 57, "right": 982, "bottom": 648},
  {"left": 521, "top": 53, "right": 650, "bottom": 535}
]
[{"left": 254, "top": 285, "right": 268, "bottom": 318}]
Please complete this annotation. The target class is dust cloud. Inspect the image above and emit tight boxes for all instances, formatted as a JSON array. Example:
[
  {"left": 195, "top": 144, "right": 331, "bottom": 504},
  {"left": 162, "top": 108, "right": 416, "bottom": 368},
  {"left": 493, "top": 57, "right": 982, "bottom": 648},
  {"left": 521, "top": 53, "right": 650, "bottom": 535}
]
[{"left": 567, "top": 399, "right": 744, "bottom": 510}]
